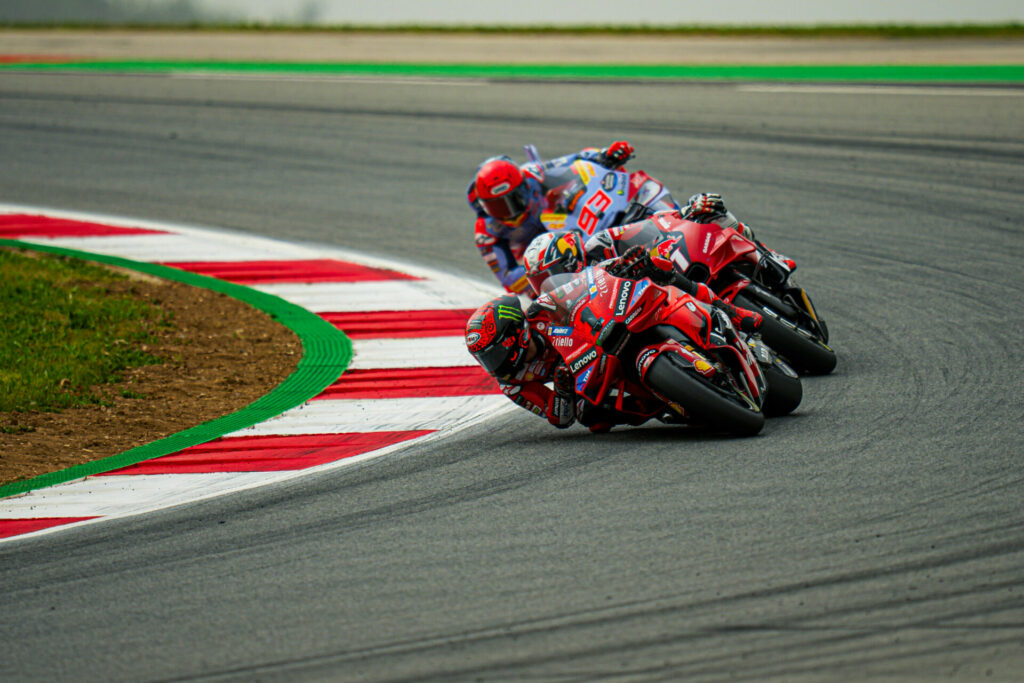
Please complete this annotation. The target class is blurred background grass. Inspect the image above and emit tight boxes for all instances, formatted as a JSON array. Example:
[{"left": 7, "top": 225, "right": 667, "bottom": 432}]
[{"left": 0, "top": 249, "right": 169, "bottom": 419}]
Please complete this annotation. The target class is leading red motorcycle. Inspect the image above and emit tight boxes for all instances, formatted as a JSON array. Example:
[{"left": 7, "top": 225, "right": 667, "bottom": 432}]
[{"left": 531, "top": 262, "right": 800, "bottom": 436}]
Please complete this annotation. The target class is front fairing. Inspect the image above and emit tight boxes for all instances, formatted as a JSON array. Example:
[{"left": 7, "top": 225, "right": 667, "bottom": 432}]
[
  {"left": 650, "top": 213, "right": 758, "bottom": 282},
  {"left": 562, "top": 163, "right": 632, "bottom": 235},
  {"left": 535, "top": 267, "right": 662, "bottom": 405}
]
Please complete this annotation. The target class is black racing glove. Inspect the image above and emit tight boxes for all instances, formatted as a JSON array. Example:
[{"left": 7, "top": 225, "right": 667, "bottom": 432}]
[
  {"left": 607, "top": 244, "right": 677, "bottom": 286},
  {"left": 605, "top": 244, "right": 648, "bottom": 278},
  {"left": 548, "top": 364, "right": 576, "bottom": 429}
]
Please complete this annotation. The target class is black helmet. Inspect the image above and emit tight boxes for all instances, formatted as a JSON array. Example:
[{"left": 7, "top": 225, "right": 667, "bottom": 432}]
[{"left": 465, "top": 295, "right": 530, "bottom": 379}]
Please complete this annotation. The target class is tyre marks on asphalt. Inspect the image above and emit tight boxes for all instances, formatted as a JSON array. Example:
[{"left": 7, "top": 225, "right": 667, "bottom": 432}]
[{"left": 0, "top": 209, "right": 504, "bottom": 541}]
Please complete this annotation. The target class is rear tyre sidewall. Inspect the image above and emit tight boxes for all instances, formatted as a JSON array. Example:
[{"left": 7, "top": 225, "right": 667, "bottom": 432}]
[{"left": 734, "top": 292, "right": 837, "bottom": 375}]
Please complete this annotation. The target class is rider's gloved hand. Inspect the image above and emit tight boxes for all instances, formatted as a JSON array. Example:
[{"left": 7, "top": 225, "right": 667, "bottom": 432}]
[
  {"left": 548, "top": 364, "right": 577, "bottom": 429},
  {"left": 598, "top": 140, "right": 635, "bottom": 169},
  {"left": 608, "top": 244, "right": 651, "bottom": 280},
  {"left": 712, "top": 299, "right": 763, "bottom": 334},
  {"left": 757, "top": 240, "right": 797, "bottom": 271},
  {"left": 683, "top": 192, "right": 726, "bottom": 219},
  {"left": 554, "top": 364, "right": 575, "bottom": 398}
]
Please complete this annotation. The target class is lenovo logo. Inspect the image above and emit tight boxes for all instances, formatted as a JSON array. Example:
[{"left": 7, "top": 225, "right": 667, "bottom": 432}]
[
  {"left": 615, "top": 280, "right": 633, "bottom": 317},
  {"left": 569, "top": 348, "right": 598, "bottom": 374}
]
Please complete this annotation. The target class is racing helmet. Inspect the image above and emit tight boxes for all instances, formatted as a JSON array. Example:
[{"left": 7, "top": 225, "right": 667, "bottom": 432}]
[
  {"left": 474, "top": 157, "right": 531, "bottom": 223},
  {"left": 523, "top": 230, "right": 587, "bottom": 295},
  {"left": 465, "top": 295, "right": 531, "bottom": 380}
]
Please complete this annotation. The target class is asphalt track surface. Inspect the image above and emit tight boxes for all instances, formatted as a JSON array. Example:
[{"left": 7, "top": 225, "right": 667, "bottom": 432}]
[{"left": 1, "top": 72, "right": 1023, "bottom": 681}]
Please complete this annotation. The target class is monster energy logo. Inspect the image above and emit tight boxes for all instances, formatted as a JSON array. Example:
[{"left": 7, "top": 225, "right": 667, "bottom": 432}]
[{"left": 497, "top": 305, "right": 522, "bottom": 321}]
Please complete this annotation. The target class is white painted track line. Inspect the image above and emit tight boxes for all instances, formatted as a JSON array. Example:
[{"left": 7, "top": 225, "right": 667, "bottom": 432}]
[
  {"left": 232, "top": 396, "right": 510, "bottom": 436},
  {"left": 349, "top": 337, "right": 476, "bottom": 370},
  {"left": 254, "top": 280, "right": 492, "bottom": 312}
]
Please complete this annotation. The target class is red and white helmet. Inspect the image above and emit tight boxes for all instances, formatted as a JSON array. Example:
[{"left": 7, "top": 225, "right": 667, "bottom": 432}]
[
  {"left": 474, "top": 157, "right": 531, "bottom": 223},
  {"left": 523, "top": 230, "right": 588, "bottom": 295}
]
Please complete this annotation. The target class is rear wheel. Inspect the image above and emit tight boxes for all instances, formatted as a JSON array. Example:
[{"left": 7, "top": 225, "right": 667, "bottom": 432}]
[
  {"left": 734, "top": 292, "right": 837, "bottom": 375},
  {"left": 761, "top": 362, "right": 802, "bottom": 417},
  {"left": 645, "top": 352, "right": 764, "bottom": 436}
]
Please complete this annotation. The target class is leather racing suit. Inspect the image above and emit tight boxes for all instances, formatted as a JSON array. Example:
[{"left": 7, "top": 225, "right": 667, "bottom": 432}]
[{"left": 468, "top": 146, "right": 628, "bottom": 295}]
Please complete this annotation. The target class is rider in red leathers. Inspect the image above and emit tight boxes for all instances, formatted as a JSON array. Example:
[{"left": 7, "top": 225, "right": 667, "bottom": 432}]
[
  {"left": 468, "top": 141, "right": 636, "bottom": 294},
  {"left": 465, "top": 236, "right": 763, "bottom": 433},
  {"left": 523, "top": 228, "right": 765, "bottom": 335}
]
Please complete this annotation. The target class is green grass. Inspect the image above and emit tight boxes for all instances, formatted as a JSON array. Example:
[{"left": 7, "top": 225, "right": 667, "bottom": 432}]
[{"left": 0, "top": 248, "right": 170, "bottom": 413}]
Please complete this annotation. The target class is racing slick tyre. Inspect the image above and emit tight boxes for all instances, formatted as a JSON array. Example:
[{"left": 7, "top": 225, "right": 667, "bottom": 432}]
[
  {"left": 761, "top": 362, "right": 802, "bottom": 417},
  {"left": 645, "top": 352, "right": 765, "bottom": 436},
  {"left": 734, "top": 293, "right": 837, "bottom": 375}
]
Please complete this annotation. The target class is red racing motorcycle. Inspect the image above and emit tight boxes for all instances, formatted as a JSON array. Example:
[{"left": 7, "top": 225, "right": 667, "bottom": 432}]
[
  {"left": 595, "top": 214, "right": 837, "bottom": 375},
  {"left": 532, "top": 263, "right": 802, "bottom": 436}
]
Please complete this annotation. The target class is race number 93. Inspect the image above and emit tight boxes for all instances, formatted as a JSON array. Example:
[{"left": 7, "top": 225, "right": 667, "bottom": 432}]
[{"left": 577, "top": 189, "right": 612, "bottom": 233}]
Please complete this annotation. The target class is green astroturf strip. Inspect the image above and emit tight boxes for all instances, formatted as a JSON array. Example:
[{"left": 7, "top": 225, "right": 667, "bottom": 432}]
[
  {"left": 0, "top": 239, "right": 352, "bottom": 500},
  {"left": 2, "top": 60, "right": 1023, "bottom": 82}
]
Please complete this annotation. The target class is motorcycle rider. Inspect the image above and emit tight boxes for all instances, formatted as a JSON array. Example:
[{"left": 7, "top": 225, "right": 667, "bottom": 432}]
[
  {"left": 468, "top": 140, "right": 636, "bottom": 295},
  {"left": 465, "top": 292, "right": 653, "bottom": 434},
  {"left": 465, "top": 240, "right": 762, "bottom": 433},
  {"left": 470, "top": 140, "right": 790, "bottom": 294},
  {"left": 523, "top": 229, "right": 764, "bottom": 335}
]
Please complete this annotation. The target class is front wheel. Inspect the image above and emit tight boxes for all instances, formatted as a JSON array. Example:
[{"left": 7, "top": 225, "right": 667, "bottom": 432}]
[
  {"left": 734, "top": 293, "right": 837, "bottom": 375},
  {"left": 645, "top": 352, "right": 764, "bottom": 437}
]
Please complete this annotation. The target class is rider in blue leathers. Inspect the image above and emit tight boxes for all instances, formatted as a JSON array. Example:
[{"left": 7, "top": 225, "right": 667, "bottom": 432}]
[{"left": 467, "top": 141, "right": 635, "bottom": 294}]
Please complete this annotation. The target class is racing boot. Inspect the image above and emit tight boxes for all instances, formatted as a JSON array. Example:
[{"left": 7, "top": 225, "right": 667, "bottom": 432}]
[{"left": 712, "top": 299, "right": 763, "bottom": 335}]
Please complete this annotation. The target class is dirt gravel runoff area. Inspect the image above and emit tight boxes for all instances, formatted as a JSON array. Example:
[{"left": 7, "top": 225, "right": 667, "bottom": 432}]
[{"left": 0, "top": 258, "right": 301, "bottom": 487}]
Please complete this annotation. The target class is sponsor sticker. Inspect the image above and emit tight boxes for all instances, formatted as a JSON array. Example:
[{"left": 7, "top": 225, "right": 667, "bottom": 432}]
[
  {"left": 615, "top": 280, "right": 633, "bottom": 317},
  {"left": 569, "top": 348, "right": 598, "bottom": 374},
  {"left": 601, "top": 172, "right": 617, "bottom": 191},
  {"left": 497, "top": 304, "right": 522, "bottom": 321},
  {"left": 575, "top": 366, "right": 594, "bottom": 392},
  {"left": 636, "top": 348, "right": 658, "bottom": 376},
  {"left": 693, "top": 359, "right": 715, "bottom": 376},
  {"left": 629, "top": 279, "right": 650, "bottom": 309},
  {"left": 549, "top": 325, "right": 574, "bottom": 337}
]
